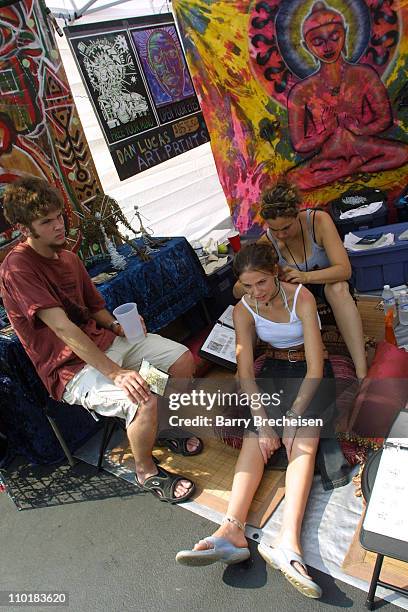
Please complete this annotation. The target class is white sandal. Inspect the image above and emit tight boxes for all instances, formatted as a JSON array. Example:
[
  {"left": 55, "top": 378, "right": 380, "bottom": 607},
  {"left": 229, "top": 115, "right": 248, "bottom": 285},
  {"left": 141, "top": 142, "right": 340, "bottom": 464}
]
[
  {"left": 258, "top": 543, "right": 322, "bottom": 599},
  {"left": 176, "top": 537, "right": 250, "bottom": 566},
  {"left": 176, "top": 516, "right": 250, "bottom": 567}
]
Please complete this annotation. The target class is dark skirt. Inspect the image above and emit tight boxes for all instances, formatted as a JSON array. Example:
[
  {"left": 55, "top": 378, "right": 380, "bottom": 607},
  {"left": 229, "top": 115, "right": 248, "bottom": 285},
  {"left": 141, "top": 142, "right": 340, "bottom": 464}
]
[{"left": 248, "top": 357, "right": 351, "bottom": 490}]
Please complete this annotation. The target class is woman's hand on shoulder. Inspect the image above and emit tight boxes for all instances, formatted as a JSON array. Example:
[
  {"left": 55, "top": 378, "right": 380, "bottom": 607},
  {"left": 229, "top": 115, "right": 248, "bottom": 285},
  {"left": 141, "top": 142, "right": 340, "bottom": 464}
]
[{"left": 281, "top": 266, "right": 309, "bottom": 284}]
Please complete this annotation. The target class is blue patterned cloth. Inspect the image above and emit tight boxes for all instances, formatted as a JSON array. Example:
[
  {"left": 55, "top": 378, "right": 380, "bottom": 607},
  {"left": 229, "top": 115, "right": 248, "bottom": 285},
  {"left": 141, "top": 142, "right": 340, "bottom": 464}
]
[
  {"left": 0, "top": 237, "right": 209, "bottom": 464},
  {"left": 0, "top": 343, "right": 100, "bottom": 466},
  {"left": 0, "top": 372, "right": 99, "bottom": 467},
  {"left": 87, "top": 237, "right": 209, "bottom": 332}
]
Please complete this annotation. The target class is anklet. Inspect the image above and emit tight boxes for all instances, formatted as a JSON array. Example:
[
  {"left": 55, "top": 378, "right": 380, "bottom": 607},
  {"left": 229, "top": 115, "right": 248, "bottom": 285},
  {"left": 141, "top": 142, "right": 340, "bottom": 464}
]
[{"left": 222, "top": 516, "right": 245, "bottom": 531}]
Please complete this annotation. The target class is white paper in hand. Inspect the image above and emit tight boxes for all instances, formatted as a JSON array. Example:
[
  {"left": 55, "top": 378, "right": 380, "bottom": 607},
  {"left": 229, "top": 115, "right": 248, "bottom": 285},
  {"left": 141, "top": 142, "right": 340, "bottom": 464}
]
[{"left": 139, "top": 359, "right": 169, "bottom": 396}]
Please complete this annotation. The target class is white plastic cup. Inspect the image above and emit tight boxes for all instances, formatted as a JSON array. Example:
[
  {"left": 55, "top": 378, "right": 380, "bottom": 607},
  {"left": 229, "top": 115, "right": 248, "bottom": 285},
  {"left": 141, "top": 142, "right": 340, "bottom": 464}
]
[{"left": 112, "top": 302, "right": 144, "bottom": 342}]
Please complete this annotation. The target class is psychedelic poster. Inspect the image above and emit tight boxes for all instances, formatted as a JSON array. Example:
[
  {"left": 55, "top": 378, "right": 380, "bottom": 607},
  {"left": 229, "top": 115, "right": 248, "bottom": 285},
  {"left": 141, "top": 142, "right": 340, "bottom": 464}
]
[
  {"left": 132, "top": 25, "right": 195, "bottom": 105},
  {"left": 67, "top": 14, "right": 208, "bottom": 180},
  {"left": 131, "top": 24, "right": 200, "bottom": 124},
  {"left": 0, "top": 0, "right": 102, "bottom": 257},
  {"left": 173, "top": 0, "right": 408, "bottom": 233}
]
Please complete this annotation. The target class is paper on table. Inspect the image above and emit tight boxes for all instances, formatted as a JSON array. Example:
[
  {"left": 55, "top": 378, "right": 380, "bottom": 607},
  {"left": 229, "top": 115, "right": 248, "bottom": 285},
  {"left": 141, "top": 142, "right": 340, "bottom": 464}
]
[
  {"left": 344, "top": 232, "right": 394, "bottom": 251},
  {"left": 200, "top": 324, "right": 237, "bottom": 364},
  {"left": 363, "top": 444, "right": 408, "bottom": 542},
  {"left": 218, "top": 304, "right": 235, "bottom": 329}
]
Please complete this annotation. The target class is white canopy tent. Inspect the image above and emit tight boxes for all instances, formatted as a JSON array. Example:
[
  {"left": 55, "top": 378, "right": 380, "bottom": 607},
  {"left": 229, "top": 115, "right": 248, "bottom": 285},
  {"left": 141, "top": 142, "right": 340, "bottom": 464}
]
[
  {"left": 47, "top": 0, "right": 172, "bottom": 22},
  {"left": 46, "top": 0, "right": 232, "bottom": 241}
]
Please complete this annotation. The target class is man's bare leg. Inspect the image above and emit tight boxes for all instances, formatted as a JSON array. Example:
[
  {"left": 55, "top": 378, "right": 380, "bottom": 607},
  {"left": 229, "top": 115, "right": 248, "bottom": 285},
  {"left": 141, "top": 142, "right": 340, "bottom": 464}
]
[
  {"left": 127, "top": 395, "right": 192, "bottom": 498},
  {"left": 166, "top": 350, "right": 200, "bottom": 453},
  {"left": 168, "top": 350, "right": 195, "bottom": 378}
]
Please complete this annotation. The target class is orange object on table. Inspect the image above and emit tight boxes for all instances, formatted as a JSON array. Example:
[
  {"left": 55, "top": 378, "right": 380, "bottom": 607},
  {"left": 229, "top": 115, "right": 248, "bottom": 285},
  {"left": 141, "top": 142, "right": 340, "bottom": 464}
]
[{"left": 384, "top": 309, "right": 397, "bottom": 345}]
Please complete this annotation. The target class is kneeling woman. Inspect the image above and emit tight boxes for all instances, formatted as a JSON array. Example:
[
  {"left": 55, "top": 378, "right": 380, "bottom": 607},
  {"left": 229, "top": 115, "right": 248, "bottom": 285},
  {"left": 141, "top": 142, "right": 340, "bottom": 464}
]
[
  {"left": 234, "top": 181, "right": 367, "bottom": 378},
  {"left": 176, "top": 242, "right": 342, "bottom": 599}
]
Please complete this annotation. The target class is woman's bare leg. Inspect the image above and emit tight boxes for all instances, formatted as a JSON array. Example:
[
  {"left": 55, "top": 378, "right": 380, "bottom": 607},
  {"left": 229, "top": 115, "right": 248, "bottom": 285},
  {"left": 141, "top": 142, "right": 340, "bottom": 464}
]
[
  {"left": 193, "top": 434, "right": 265, "bottom": 550},
  {"left": 324, "top": 281, "right": 367, "bottom": 378},
  {"left": 274, "top": 432, "right": 319, "bottom": 576}
]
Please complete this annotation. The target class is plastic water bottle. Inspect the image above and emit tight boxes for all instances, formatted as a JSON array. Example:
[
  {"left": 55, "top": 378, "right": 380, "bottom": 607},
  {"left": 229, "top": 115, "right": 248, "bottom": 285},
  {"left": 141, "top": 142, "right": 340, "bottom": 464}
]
[
  {"left": 382, "top": 285, "right": 396, "bottom": 315},
  {"left": 398, "top": 290, "right": 408, "bottom": 325}
]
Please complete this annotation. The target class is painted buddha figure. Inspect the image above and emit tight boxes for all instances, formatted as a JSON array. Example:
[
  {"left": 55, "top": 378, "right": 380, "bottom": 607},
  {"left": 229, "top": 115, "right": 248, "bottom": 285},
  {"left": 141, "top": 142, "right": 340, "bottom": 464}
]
[{"left": 286, "top": 2, "right": 408, "bottom": 190}]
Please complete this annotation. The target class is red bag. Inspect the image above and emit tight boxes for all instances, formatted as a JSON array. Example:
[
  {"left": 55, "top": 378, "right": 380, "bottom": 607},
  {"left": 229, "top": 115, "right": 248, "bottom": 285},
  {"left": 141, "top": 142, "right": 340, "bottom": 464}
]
[{"left": 351, "top": 341, "right": 408, "bottom": 438}]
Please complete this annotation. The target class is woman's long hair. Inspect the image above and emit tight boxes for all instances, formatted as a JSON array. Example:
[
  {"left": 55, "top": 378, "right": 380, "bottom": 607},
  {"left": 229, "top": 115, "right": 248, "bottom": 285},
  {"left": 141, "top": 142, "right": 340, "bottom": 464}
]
[{"left": 233, "top": 242, "right": 278, "bottom": 278}]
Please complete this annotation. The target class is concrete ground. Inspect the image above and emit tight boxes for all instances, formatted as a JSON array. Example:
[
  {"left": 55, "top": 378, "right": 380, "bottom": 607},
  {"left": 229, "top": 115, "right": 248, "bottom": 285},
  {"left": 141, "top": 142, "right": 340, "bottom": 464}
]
[{"left": 0, "top": 461, "right": 402, "bottom": 612}]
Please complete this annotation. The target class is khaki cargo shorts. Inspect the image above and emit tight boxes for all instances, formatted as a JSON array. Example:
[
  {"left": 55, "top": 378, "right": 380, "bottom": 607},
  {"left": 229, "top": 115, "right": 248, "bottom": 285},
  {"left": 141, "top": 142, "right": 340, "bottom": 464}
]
[{"left": 63, "top": 333, "right": 187, "bottom": 427}]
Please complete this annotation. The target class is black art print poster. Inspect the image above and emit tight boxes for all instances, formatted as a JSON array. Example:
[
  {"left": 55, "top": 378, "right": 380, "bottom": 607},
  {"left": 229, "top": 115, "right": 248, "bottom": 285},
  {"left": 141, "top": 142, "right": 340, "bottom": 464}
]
[
  {"left": 67, "top": 16, "right": 208, "bottom": 180},
  {"left": 69, "top": 30, "right": 158, "bottom": 145}
]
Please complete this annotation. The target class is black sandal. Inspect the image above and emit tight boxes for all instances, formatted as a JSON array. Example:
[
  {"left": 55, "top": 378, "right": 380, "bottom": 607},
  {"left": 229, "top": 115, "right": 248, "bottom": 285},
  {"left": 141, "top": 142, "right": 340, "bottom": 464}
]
[
  {"left": 135, "top": 465, "right": 196, "bottom": 504},
  {"left": 156, "top": 429, "right": 203, "bottom": 456}
]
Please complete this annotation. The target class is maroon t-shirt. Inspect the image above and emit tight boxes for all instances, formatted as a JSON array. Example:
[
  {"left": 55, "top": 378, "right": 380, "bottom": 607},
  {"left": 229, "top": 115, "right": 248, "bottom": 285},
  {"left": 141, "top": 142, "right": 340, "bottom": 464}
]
[{"left": 0, "top": 242, "right": 115, "bottom": 400}]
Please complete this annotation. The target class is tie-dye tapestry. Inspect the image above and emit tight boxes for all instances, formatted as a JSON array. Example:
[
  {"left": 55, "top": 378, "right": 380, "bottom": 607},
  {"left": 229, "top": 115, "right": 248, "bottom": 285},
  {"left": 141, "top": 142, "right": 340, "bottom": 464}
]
[{"left": 173, "top": 0, "right": 408, "bottom": 233}]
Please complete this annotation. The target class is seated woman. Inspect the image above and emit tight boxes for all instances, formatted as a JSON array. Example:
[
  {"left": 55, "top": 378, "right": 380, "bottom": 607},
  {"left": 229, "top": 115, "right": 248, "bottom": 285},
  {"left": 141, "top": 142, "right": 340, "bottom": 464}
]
[
  {"left": 233, "top": 181, "right": 367, "bottom": 379},
  {"left": 176, "top": 242, "right": 346, "bottom": 598}
]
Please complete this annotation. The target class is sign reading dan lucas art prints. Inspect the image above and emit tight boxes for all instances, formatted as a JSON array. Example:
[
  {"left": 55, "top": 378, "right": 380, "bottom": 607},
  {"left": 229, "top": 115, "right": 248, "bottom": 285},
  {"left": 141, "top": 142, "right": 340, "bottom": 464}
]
[{"left": 66, "top": 14, "right": 208, "bottom": 180}]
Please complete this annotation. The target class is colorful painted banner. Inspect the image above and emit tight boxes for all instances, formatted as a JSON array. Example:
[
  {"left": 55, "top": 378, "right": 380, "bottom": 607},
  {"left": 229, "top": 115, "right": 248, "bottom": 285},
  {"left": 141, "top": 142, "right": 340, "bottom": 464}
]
[
  {"left": 66, "top": 14, "right": 209, "bottom": 180},
  {"left": 0, "top": 0, "right": 102, "bottom": 255},
  {"left": 173, "top": 0, "right": 408, "bottom": 233}
]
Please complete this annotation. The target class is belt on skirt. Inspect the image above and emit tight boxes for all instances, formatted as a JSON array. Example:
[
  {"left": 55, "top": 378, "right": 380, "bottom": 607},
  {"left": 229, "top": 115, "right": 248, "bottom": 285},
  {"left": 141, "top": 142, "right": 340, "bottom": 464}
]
[{"left": 264, "top": 345, "right": 328, "bottom": 362}]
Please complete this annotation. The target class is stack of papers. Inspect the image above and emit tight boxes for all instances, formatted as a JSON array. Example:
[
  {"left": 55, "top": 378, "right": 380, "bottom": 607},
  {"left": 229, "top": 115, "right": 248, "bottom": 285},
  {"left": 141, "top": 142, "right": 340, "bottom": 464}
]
[
  {"left": 344, "top": 232, "right": 394, "bottom": 251},
  {"left": 202, "top": 255, "right": 229, "bottom": 275}
]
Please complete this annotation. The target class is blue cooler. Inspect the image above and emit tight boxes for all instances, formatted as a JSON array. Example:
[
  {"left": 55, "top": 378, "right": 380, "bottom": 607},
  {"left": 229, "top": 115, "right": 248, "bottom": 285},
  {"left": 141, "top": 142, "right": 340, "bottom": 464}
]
[{"left": 347, "top": 222, "right": 408, "bottom": 292}]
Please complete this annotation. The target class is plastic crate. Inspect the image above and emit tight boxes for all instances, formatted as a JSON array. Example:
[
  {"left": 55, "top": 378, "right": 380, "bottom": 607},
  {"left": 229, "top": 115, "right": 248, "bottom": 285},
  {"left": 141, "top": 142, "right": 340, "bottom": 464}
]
[{"left": 348, "top": 222, "right": 408, "bottom": 291}]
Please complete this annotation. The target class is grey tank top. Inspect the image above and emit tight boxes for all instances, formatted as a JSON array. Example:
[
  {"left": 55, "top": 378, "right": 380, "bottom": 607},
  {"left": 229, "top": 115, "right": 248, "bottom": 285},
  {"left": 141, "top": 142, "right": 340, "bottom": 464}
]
[{"left": 266, "top": 209, "right": 330, "bottom": 272}]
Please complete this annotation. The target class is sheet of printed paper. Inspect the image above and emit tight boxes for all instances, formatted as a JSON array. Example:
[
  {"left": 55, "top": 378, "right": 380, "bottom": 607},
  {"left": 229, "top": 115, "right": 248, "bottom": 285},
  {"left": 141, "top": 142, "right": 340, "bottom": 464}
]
[
  {"left": 139, "top": 359, "right": 169, "bottom": 396},
  {"left": 218, "top": 305, "right": 235, "bottom": 328},
  {"left": 363, "top": 445, "right": 408, "bottom": 542},
  {"left": 201, "top": 323, "right": 237, "bottom": 363}
]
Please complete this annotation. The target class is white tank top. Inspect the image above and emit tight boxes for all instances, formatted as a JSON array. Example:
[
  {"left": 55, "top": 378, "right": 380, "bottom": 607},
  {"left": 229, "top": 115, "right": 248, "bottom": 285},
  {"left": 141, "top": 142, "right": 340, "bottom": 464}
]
[{"left": 241, "top": 284, "right": 313, "bottom": 349}]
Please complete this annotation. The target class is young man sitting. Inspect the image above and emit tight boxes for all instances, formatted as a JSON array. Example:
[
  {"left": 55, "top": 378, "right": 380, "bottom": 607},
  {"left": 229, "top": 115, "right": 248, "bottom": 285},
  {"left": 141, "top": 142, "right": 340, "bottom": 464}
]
[{"left": 0, "top": 176, "right": 200, "bottom": 503}]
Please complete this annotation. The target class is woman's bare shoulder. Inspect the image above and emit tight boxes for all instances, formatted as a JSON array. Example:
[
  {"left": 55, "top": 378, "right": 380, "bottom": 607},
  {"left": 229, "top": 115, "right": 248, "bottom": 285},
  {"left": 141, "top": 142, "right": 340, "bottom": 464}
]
[
  {"left": 234, "top": 298, "right": 250, "bottom": 316},
  {"left": 280, "top": 281, "right": 299, "bottom": 298},
  {"left": 294, "top": 285, "right": 317, "bottom": 315},
  {"left": 233, "top": 299, "right": 255, "bottom": 327},
  {"left": 257, "top": 233, "right": 270, "bottom": 245}
]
